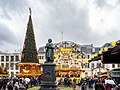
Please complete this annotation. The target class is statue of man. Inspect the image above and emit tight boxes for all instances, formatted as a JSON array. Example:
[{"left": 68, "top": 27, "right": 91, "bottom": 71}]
[{"left": 45, "top": 39, "right": 54, "bottom": 63}]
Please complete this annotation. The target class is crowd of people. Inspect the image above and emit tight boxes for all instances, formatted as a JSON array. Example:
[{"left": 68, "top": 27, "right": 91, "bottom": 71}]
[
  {"left": 0, "top": 76, "right": 40, "bottom": 90},
  {"left": 0, "top": 75, "right": 119, "bottom": 90},
  {"left": 57, "top": 75, "right": 118, "bottom": 90}
]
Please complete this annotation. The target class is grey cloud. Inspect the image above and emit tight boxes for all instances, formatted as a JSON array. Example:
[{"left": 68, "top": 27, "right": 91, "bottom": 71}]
[
  {"left": 39, "top": 0, "right": 92, "bottom": 44},
  {"left": 94, "top": 0, "right": 106, "bottom": 8},
  {"left": 0, "top": 0, "right": 28, "bottom": 12},
  {"left": 94, "top": 0, "right": 120, "bottom": 9},
  {"left": 39, "top": 0, "right": 120, "bottom": 47},
  {"left": 0, "top": 0, "right": 28, "bottom": 20},
  {"left": 35, "top": 0, "right": 111, "bottom": 47},
  {"left": 0, "top": 23, "right": 17, "bottom": 45},
  {"left": 0, "top": 0, "right": 120, "bottom": 51}
]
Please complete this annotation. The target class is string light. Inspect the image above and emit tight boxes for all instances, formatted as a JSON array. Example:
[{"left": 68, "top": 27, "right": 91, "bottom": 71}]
[{"left": 104, "top": 47, "right": 108, "bottom": 51}]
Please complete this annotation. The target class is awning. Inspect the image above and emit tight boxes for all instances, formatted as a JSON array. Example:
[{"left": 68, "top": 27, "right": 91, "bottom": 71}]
[
  {"left": 0, "top": 74, "right": 9, "bottom": 76},
  {"left": 16, "top": 73, "right": 41, "bottom": 77},
  {"left": 17, "top": 63, "right": 40, "bottom": 66},
  {"left": 102, "top": 45, "right": 120, "bottom": 64},
  {"left": 81, "top": 68, "right": 91, "bottom": 71},
  {"left": 89, "top": 55, "right": 101, "bottom": 62},
  {"left": 98, "top": 74, "right": 109, "bottom": 77}
]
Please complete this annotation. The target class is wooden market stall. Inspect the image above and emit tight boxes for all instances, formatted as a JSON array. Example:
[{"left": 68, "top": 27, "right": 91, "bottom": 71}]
[
  {"left": 0, "top": 66, "right": 9, "bottom": 77},
  {"left": 16, "top": 63, "right": 41, "bottom": 77},
  {"left": 56, "top": 68, "right": 82, "bottom": 77}
]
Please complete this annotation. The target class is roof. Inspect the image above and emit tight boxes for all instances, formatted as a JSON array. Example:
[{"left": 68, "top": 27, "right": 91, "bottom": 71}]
[
  {"left": 102, "top": 43, "right": 111, "bottom": 48},
  {"left": 38, "top": 46, "right": 45, "bottom": 53},
  {"left": 102, "top": 44, "right": 120, "bottom": 64},
  {"left": 55, "top": 41, "right": 80, "bottom": 48}
]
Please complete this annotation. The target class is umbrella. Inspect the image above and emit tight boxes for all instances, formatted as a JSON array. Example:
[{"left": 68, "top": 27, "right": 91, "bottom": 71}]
[
  {"left": 105, "top": 80, "right": 116, "bottom": 85},
  {"left": 25, "top": 78, "right": 30, "bottom": 82}
]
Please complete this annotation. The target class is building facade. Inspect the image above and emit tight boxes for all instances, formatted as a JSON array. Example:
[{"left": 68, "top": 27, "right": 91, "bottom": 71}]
[
  {"left": 38, "top": 41, "right": 120, "bottom": 77},
  {"left": 0, "top": 51, "right": 21, "bottom": 76},
  {"left": 1, "top": 41, "right": 120, "bottom": 77},
  {"left": 90, "top": 43, "right": 120, "bottom": 76},
  {"left": 38, "top": 41, "right": 98, "bottom": 77}
]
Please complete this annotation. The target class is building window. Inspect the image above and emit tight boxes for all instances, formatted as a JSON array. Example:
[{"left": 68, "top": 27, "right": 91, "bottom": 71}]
[
  {"left": 42, "top": 56, "right": 44, "bottom": 59},
  {"left": 88, "top": 55, "right": 89, "bottom": 59},
  {"left": 91, "top": 63, "right": 94, "bottom": 69},
  {"left": 86, "top": 63, "right": 88, "bottom": 68},
  {"left": 88, "top": 63, "right": 89, "bottom": 68},
  {"left": 38, "top": 56, "right": 41, "bottom": 59},
  {"left": 15, "top": 55, "right": 19, "bottom": 61},
  {"left": 118, "top": 64, "right": 120, "bottom": 67},
  {"left": 6, "top": 63, "right": 9, "bottom": 68},
  {"left": 11, "top": 72, "right": 14, "bottom": 76},
  {"left": 39, "top": 56, "right": 44, "bottom": 59},
  {"left": 11, "top": 56, "right": 14, "bottom": 61},
  {"left": 85, "top": 72, "right": 88, "bottom": 76},
  {"left": 16, "top": 65, "right": 19, "bottom": 70},
  {"left": 84, "top": 55, "right": 88, "bottom": 59},
  {"left": 92, "top": 48, "right": 95, "bottom": 52},
  {"left": 102, "top": 64, "right": 105, "bottom": 68},
  {"left": 1, "top": 56, "right": 4, "bottom": 61},
  {"left": 1, "top": 63, "right": 4, "bottom": 67},
  {"left": 112, "top": 64, "right": 115, "bottom": 68},
  {"left": 16, "top": 72, "right": 19, "bottom": 74},
  {"left": 10, "top": 63, "right": 14, "bottom": 70},
  {"left": 6, "top": 56, "right": 9, "bottom": 61},
  {"left": 83, "top": 63, "right": 88, "bottom": 68},
  {"left": 97, "top": 63, "right": 101, "bottom": 68}
]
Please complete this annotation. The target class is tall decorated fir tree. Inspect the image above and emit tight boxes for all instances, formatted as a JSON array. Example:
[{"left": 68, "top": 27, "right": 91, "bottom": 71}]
[{"left": 21, "top": 9, "right": 38, "bottom": 63}]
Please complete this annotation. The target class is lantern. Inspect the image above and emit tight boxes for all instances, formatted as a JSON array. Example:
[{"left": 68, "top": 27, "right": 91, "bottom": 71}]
[
  {"left": 34, "top": 46, "right": 36, "bottom": 50},
  {"left": 99, "top": 50, "right": 102, "bottom": 54},
  {"left": 91, "top": 56, "right": 94, "bottom": 59},
  {"left": 22, "top": 54, "right": 24, "bottom": 59},
  {"left": 111, "top": 42, "right": 116, "bottom": 47},
  {"left": 104, "top": 47, "right": 108, "bottom": 51},
  {"left": 36, "top": 55, "right": 38, "bottom": 60},
  {"left": 94, "top": 53, "right": 98, "bottom": 57}
]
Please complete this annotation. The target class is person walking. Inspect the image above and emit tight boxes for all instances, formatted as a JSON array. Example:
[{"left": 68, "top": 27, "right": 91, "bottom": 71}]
[
  {"left": 73, "top": 77, "right": 76, "bottom": 90},
  {"left": 7, "top": 81, "right": 13, "bottom": 90},
  {"left": 2, "top": 78, "right": 7, "bottom": 90},
  {"left": 14, "top": 82, "right": 19, "bottom": 90},
  {"left": 0, "top": 77, "right": 3, "bottom": 90},
  {"left": 95, "top": 79, "right": 104, "bottom": 90},
  {"left": 105, "top": 83, "right": 112, "bottom": 90},
  {"left": 81, "top": 81, "right": 87, "bottom": 90}
]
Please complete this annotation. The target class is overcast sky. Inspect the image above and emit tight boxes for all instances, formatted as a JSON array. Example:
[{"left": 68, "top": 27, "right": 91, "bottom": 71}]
[{"left": 0, "top": 0, "right": 120, "bottom": 52}]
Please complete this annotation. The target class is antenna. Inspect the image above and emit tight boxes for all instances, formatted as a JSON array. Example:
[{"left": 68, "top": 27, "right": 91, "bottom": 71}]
[
  {"left": 62, "top": 31, "right": 63, "bottom": 42},
  {"left": 61, "top": 31, "right": 63, "bottom": 47}
]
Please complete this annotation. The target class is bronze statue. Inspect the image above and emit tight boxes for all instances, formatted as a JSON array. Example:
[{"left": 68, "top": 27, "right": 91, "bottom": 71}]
[{"left": 45, "top": 39, "right": 54, "bottom": 63}]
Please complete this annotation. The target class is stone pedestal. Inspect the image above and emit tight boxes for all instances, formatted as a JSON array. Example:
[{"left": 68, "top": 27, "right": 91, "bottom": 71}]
[{"left": 40, "top": 63, "right": 57, "bottom": 90}]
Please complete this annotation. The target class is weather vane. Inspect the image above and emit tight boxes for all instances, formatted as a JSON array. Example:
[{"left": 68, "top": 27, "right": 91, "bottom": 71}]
[{"left": 29, "top": 7, "right": 32, "bottom": 15}]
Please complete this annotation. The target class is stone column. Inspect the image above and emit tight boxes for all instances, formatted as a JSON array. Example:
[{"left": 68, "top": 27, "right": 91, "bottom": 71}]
[{"left": 40, "top": 63, "right": 57, "bottom": 90}]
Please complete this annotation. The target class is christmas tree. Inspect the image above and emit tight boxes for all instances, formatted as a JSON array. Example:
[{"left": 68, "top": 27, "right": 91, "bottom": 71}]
[{"left": 21, "top": 8, "right": 38, "bottom": 63}]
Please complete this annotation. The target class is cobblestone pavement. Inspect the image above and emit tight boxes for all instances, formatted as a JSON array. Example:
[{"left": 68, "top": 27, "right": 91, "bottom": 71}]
[
  {"left": 58, "top": 85, "right": 95, "bottom": 90},
  {"left": 76, "top": 86, "right": 95, "bottom": 90},
  {"left": 76, "top": 86, "right": 117, "bottom": 90}
]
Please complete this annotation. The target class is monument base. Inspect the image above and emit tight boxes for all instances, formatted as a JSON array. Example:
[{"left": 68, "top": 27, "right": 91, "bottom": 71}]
[{"left": 40, "top": 63, "right": 58, "bottom": 90}]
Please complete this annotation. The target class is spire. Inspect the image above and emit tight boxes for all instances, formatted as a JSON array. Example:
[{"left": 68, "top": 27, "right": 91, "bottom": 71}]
[
  {"left": 21, "top": 8, "right": 38, "bottom": 63},
  {"left": 29, "top": 7, "right": 32, "bottom": 16}
]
